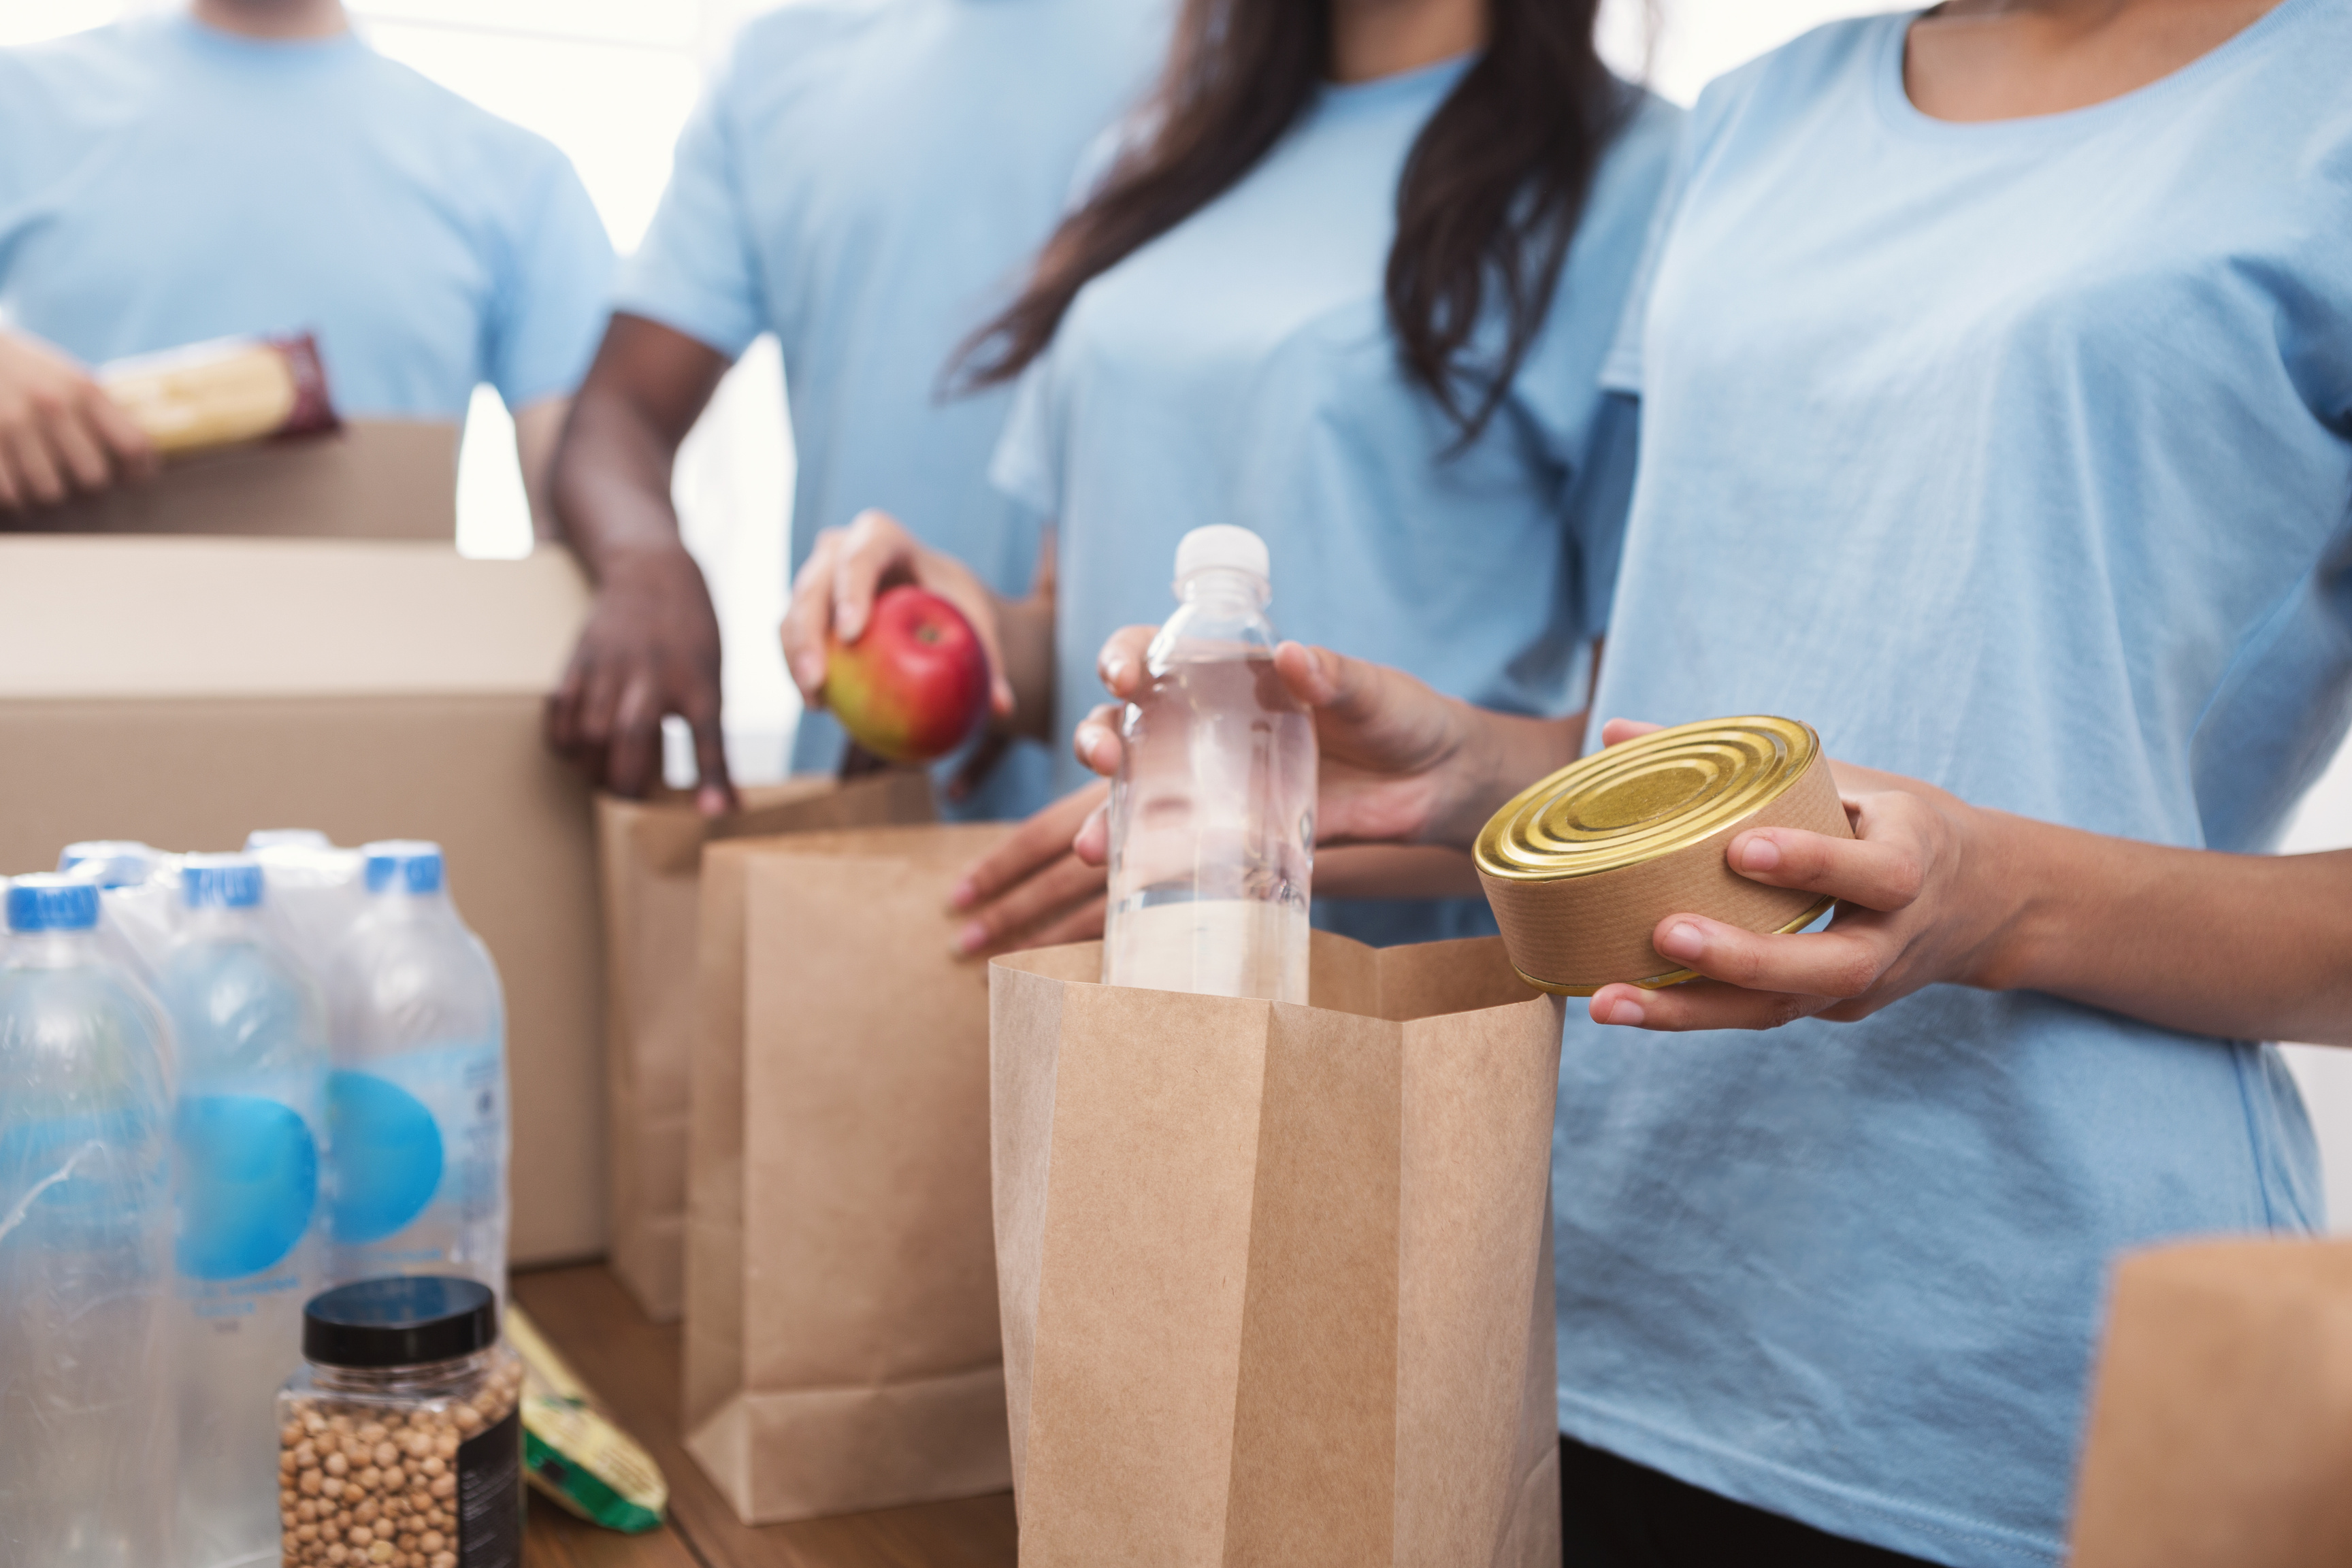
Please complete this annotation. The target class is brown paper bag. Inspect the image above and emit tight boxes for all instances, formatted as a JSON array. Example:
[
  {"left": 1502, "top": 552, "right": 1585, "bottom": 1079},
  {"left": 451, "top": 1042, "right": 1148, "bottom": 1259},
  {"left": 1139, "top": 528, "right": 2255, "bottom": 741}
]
[
  {"left": 2068, "top": 1238, "right": 2352, "bottom": 1568},
  {"left": 595, "top": 772, "right": 932, "bottom": 1322},
  {"left": 991, "top": 931, "right": 1566, "bottom": 1567},
  {"left": 687, "top": 821, "right": 1014, "bottom": 1523}
]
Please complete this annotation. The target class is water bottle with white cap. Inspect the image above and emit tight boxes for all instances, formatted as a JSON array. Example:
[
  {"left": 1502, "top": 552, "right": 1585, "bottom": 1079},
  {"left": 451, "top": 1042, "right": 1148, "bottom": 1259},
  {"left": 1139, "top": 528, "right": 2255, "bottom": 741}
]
[
  {"left": 156, "top": 853, "right": 328, "bottom": 1568},
  {"left": 1102, "top": 525, "right": 1318, "bottom": 1002},
  {"left": 0, "top": 875, "right": 176, "bottom": 1567},
  {"left": 325, "top": 840, "right": 508, "bottom": 1298}
]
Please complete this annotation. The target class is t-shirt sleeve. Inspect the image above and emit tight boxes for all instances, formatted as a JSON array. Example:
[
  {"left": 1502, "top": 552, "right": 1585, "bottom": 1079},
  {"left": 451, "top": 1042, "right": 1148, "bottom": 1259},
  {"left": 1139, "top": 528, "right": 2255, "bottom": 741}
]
[
  {"left": 989, "top": 356, "right": 1062, "bottom": 521},
  {"left": 487, "top": 151, "right": 616, "bottom": 408},
  {"left": 1512, "top": 93, "right": 1682, "bottom": 636},
  {"left": 614, "top": 71, "right": 766, "bottom": 361},
  {"left": 1596, "top": 106, "right": 1697, "bottom": 398}
]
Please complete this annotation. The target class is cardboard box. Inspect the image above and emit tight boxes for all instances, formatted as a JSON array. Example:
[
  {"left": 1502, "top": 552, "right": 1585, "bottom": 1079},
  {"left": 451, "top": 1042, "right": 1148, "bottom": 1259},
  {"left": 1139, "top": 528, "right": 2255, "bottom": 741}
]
[
  {"left": 0, "top": 534, "right": 605, "bottom": 1265},
  {"left": 18, "top": 420, "right": 457, "bottom": 540}
]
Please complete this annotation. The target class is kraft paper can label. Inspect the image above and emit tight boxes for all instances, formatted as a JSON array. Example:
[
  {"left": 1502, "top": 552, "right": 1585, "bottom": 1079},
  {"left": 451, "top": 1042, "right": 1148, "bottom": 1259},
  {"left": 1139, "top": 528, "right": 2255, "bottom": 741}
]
[
  {"left": 327, "top": 1039, "right": 500, "bottom": 1245},
  {"left": 174, "top": 1090, "right": 319, "bottom": 1281},
  {"left": 457, "top": 1406, "right": 523, "bottom": 1567}
]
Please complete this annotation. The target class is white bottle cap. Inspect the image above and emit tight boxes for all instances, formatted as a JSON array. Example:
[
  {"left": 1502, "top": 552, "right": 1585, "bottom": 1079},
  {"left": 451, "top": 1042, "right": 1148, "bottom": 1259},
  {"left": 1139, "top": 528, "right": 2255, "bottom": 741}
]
[{"left": 1173, "top": 525, "right": 1271, "bottom": 591}]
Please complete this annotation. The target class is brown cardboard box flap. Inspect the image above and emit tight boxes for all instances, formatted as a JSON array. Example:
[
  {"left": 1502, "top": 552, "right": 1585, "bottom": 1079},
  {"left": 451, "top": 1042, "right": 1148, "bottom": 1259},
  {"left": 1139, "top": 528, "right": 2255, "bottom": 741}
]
[
  {"left": 990, "top": 932, "right": 1564, "bottom": 1566},
  {"left": 687, "top": 822, "right": 1013, "bottom": 1523},
  {"left": 595, "top": 772, "right": 934, "bottom": 1322},
  {"left": 18, "top": 419, "right": 456, "bottom": 540},
  {"left": 2069, "top": 1237, "right": 2352, "bottom": 1567}
]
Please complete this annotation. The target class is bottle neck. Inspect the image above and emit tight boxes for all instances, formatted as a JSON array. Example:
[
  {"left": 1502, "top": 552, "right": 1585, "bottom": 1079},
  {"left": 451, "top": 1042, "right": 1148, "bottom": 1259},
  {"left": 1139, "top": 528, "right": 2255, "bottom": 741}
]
[
  {"left": 181, "top": 903, "right": 263, "bottom": 940},
  {"left": 1179, "top": 567, "right": 1271, "bottom": 615},
  {"left": 4, "top": 928, "right": 105, "bottom": 968}
]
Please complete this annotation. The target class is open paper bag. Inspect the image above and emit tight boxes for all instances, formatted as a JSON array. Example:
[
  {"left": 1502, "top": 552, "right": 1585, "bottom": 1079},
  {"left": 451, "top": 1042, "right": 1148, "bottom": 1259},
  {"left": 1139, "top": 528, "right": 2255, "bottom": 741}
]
[
  {"left": 595, "top": 772, "right": 932, "bottom": 1322},
  {"left": 2068, "top": 1237, "right": 2352, "bottom": 1567},
  {"left": 687, "top": 821, "right": 1012, "bottom": 1523},
  {"left": 990, "top": 932, "right": 1566, "bottom": 1567}
]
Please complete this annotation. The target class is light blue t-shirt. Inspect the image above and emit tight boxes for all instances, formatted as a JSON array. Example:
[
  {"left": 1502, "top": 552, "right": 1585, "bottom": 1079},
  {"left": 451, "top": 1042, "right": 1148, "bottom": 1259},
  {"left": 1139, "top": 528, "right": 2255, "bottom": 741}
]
[
  {"left": 993, "top": 60, "right": 1681, "bottom": 941},
  {"left": 1561, "top": 7, "right": 2350, "bottom": 1564},
  {"left": 0, "top": 16, "right": 613, "bottom": 418},
  {"left": 619, "top": 0, "right": 1166, "bottom": 814}
]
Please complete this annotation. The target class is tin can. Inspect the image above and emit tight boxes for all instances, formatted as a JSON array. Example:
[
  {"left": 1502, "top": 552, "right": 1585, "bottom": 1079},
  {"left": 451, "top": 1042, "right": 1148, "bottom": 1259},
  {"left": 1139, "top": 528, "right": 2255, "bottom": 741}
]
[{"left": 1474, "top": 716, "right": 1852, "bottom": 996}]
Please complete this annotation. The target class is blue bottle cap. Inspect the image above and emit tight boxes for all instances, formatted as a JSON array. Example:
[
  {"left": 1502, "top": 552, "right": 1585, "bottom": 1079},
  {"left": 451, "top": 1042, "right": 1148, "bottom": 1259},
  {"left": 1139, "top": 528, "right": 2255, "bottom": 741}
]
[
  {"left": 7, "top": 875, "right": 102, "bottom": 933},
  {"left": 58, "top": 840, "right": 163, "bottom": 889},
  {"left": 182, "top": 853, "right": 265, "bottom": 910},
  {"left": 362, "top": 840, "right": 444, "bottom": 896}
]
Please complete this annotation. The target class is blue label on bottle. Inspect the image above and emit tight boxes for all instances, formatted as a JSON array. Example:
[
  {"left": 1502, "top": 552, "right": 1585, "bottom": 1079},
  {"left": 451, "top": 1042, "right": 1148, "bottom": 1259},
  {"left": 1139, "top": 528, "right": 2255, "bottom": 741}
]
[
  {"left": 174, "top": 1094, "right": 318, "bottom": 1281},
  {"left": 327, "top": 1068, "right": 444, "bottom": 1244}
]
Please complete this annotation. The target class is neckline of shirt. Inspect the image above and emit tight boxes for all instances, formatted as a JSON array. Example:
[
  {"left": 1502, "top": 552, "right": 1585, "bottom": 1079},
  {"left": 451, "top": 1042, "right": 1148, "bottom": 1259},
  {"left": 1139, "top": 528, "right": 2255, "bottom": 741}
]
[
  {"left": 165, "top": 12, "right": 370, "bottom": 68},
  {"left": 1868, "top": 0, "right": 2319, "bottom": 146},
  {"left": 1313, "top": 51, "right": 1476, "bottom": 119}
]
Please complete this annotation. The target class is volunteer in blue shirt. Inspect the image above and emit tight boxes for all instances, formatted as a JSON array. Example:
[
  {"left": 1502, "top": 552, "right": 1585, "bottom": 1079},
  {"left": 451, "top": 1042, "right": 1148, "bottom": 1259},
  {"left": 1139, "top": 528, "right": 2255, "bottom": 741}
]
[
  {"left": 0, "top": 0, "right": 614, "bottom": 529},
  {"left": 1074, "top": 0, "right": 2352, "bottom": 1562},
  {"left": 782, "top": 0, "right": 1679, "bottom": 953},
  {"left": 544, "top": 0, "right": 1165, "bottom": 818}
]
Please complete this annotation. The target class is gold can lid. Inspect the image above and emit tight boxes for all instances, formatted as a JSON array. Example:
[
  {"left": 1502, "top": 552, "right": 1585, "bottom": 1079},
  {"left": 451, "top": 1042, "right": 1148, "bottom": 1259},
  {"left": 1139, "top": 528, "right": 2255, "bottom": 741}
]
[{"left": 1475, "top": 716, "right": 1825, "bottom": 884}]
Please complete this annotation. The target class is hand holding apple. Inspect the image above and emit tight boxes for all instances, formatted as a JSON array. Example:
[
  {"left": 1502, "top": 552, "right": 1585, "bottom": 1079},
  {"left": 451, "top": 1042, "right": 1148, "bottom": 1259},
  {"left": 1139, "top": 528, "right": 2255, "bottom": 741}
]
[{"left": 823, "top": 584, "right": 992, "bottom": 764}]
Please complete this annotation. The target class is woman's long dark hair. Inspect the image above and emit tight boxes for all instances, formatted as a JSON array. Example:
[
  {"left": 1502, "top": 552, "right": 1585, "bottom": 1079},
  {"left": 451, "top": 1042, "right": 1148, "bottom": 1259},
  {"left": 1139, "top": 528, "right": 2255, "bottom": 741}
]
[{"left": 956, "top": 0, "right": 1626, "bottom": 444}]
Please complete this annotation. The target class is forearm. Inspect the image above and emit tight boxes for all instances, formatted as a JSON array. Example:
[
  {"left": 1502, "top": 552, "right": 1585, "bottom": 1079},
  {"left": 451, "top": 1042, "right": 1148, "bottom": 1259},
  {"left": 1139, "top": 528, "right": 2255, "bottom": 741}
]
[
  {"left": 1979, "top": 815, "right": 2352, "bottom": 1045},
  {"left": 994, "top": 587, "right": 1057, "bottom": 741},
  {"left": 550, "top": 386, "right": 690, "bottom": 578},
  {"left": 1424, "top": 702, "right": 1590, "bottom": 851}
]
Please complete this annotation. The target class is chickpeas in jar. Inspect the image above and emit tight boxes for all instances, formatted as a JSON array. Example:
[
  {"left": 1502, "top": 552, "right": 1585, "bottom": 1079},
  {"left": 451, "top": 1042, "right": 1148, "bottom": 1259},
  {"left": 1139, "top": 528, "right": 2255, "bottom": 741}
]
[{"left": 278, "top": 1277, "right": 524, "bottom": 1568}]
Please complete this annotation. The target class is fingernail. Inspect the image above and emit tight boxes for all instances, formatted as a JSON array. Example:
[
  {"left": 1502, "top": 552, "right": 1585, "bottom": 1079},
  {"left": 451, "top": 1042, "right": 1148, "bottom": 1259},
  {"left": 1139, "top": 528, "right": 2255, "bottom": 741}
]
[
  {"left": 1603, "top": 998, "right": 1646, "bottom": 1026},
  {"left": 949, "top": 878, "right": 976, "bottom": 909},
  {"left": 1737, "top": 835, "right": 1781, "bottom": 872},
  {"left": 1100, "top": 654, "right": 1127, "bottom": 689},
  {"left": 953, "top": 920, "right": 987, "bottom": 955},
  {"left": 1658, "top": 922, "right": 1705, "bottom": 962}
]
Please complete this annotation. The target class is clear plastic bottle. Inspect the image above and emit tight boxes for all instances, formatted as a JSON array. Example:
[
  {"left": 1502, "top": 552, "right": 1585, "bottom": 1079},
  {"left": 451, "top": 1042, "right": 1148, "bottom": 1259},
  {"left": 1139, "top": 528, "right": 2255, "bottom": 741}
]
[
  {"left": 1102, "top": 525, "right": 1318, "bottom": 1003},
  {"left": 246, "top": 828, "right": 367, "bottom": 981},
  {"left": 159, "top": 853, "right": 330, "bottom": 1568},
  {"left": 59, "top": 838, "right": 181, "bottom": 979},
  {"left": 0, "top": 876, "right": 177, "bottom": 1568},
  {"left": 326, "top": 842, "right": 508, "bottom": 1299}
]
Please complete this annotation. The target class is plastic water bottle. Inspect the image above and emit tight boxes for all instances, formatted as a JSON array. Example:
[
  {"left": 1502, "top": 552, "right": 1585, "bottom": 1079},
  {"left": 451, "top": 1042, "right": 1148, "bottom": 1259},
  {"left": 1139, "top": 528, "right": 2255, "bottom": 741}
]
[
  {"left": 0, "top": 876, "right": 177, "bottom": 1567},
  {"left": 245, "top": 828, "right": 366, "bottom": 981},
  {"left": 59, "top": 839, "right": 180, "bottom": 979},
  {"left": 326, "top": 840, "right": 508, "bottom": 1298},
  {"left": 157, "top": 853, "right": 328, "bottom": 1568},
  {"left": 1102, "top": 525, "right": 1318, "bottom": 1002}
]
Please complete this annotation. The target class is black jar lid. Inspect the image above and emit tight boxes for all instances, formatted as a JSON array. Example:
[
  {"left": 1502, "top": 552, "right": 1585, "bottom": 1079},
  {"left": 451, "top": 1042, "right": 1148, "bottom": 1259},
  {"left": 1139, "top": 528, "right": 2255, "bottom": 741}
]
[{"left": 304, "top": 1276, "right": 498, "bottom": 1369}]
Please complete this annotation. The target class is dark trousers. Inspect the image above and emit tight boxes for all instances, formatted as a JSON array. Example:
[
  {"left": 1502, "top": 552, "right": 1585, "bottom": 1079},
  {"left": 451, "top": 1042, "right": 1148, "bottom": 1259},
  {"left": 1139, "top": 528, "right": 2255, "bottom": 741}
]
[{"left": 1561, "top": 1435, "right": 1943, "bottom": 1567}]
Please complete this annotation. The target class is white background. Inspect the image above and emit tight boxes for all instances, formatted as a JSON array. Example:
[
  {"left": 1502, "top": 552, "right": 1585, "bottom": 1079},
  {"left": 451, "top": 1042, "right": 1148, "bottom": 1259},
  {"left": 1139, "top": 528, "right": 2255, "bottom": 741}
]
[{"left": 5, "top": 0, "right": 2347, "bottom": 1220}]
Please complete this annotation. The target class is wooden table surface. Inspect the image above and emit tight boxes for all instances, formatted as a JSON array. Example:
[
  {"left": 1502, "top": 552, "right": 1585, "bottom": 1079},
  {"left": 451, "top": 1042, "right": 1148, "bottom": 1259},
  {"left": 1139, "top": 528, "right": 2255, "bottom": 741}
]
[{"left": 515, "top": 1264, "right": 1018, "bottom": 1568}]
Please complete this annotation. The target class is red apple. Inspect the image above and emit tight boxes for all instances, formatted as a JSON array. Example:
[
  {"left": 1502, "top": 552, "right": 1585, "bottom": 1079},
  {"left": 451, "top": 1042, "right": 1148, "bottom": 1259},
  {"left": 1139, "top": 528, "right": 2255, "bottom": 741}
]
[{"left": 823, "top": 585, "right": 991, "bottom": 765}]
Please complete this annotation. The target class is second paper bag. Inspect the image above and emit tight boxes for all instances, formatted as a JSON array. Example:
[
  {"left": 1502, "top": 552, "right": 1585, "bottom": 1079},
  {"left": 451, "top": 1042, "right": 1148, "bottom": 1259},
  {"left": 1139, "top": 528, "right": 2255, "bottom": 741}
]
[
  {"left": 992, "top": 931, "right": 1565, "bottom": 1568},
  {"left": 688, "top": 821, "right": 1011, "bottom": 1523}
]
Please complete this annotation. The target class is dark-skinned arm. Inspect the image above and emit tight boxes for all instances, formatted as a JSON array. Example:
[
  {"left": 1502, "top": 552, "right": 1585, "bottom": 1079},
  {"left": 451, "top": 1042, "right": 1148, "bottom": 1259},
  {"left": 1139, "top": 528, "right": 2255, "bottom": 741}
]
[{"left": 544, "top": 312, "right": 736, "bottom": 814}]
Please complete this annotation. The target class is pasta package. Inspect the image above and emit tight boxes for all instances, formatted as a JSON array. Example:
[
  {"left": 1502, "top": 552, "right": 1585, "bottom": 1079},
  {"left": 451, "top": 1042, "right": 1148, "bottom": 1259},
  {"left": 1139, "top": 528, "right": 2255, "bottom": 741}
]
[
  {"left": 504, "top": 1305, "right": 668, "bottom": 1534},
  {"left": 99, "top": 332, "right": 340, "bottom": 456}
]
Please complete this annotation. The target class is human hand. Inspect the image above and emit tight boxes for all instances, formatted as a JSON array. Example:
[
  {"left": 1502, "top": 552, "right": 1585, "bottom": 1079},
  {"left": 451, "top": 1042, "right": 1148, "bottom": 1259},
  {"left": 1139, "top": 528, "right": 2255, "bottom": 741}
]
[
  {"left": 544, "top": 540, "right": 734, "bottom": 813},
  {"left": 0, "top": 328, "right": 155, "bottom": 510},
  {"left": 1584, "top": 718, "right": 2016, "bottom": 1032},
  {"left": 781, "top": 508, "right": 1017, "bottom": 726},
  {"left": 1070, "top": 627, "right": 1561, "bottom": 866},
  {"left": 947, "top": 781, "right": 1111, "bottom": 958}
]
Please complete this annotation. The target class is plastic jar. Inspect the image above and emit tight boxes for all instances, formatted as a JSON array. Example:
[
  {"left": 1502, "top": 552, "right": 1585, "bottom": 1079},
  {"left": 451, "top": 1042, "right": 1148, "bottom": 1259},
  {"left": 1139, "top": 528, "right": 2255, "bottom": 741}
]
[{"left": 277, "top": 1277, "right": 525, "bottom": 1568}]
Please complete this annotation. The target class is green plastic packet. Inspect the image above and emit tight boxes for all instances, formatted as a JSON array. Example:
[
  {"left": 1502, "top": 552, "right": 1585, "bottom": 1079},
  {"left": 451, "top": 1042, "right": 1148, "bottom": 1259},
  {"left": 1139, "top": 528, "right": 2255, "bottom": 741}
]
[{"left": 507, "top": 1305, "right": 668, "bottom": 1533}]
